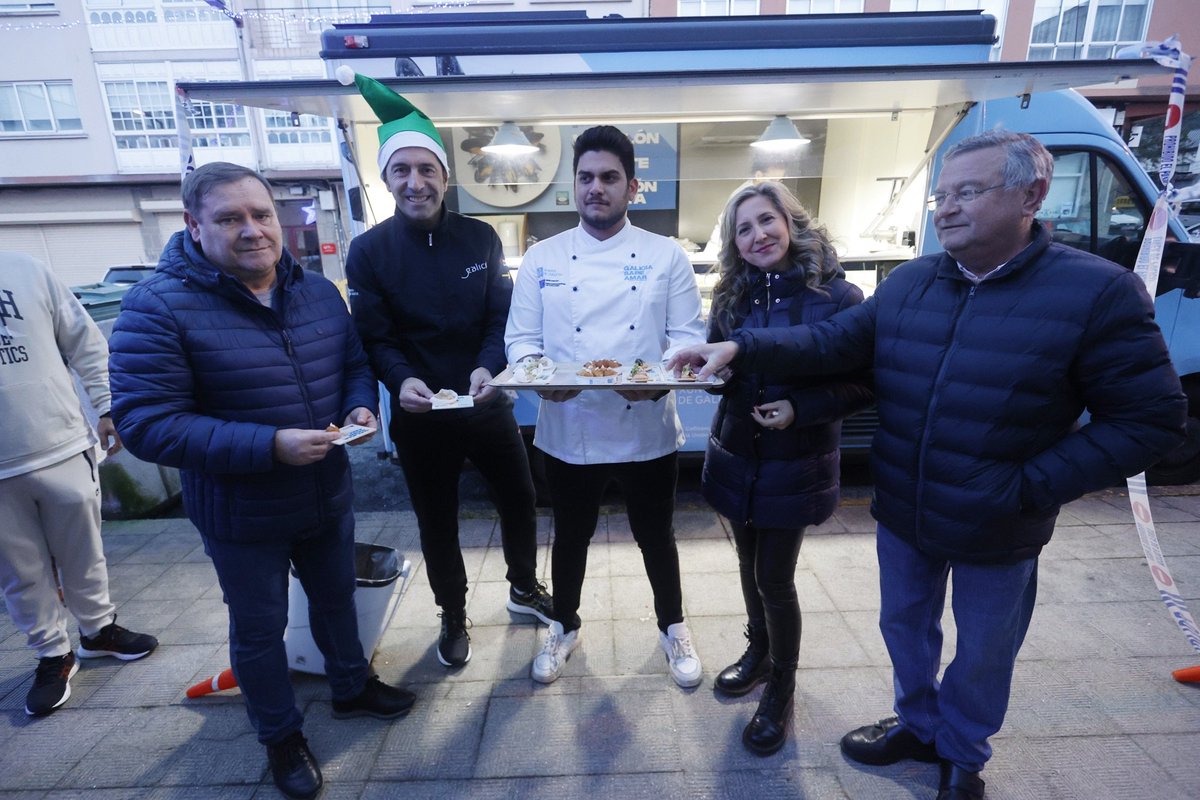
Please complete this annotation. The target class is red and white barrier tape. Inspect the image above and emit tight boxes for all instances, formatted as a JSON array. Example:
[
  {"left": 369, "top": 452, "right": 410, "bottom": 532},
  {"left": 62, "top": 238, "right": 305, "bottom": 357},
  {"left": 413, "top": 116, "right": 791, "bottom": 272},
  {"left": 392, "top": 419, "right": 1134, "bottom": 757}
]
[{"left": 1119, "top": 37, "right": 1200, "bottom": 668}]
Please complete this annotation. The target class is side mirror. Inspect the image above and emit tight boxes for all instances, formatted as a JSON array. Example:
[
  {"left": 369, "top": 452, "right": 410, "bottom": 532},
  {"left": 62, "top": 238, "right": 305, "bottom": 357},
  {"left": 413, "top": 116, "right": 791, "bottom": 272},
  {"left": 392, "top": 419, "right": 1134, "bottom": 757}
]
[{"left": 1160, "top": 241, "right": 1200, "bottom": 298}]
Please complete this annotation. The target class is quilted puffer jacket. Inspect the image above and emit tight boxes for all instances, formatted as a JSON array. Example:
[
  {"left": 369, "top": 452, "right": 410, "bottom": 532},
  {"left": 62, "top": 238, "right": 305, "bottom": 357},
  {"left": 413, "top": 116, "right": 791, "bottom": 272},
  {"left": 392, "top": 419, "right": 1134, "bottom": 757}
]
[
  {"left": 703, "top": 269, "right": 873, "bottom": 529},
  {"left": 732, "top": 224, "right": 1187, "bottom": 563},
  {"left": 108, "top": 231, "right": 378, "bottom": 543}
]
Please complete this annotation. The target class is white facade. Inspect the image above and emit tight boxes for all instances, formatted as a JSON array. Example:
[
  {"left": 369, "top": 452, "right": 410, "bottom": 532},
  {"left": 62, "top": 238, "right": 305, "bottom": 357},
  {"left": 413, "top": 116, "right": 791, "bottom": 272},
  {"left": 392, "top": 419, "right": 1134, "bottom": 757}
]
[{"left": 1, "top": 0, "right": 650, "bottom": 282}]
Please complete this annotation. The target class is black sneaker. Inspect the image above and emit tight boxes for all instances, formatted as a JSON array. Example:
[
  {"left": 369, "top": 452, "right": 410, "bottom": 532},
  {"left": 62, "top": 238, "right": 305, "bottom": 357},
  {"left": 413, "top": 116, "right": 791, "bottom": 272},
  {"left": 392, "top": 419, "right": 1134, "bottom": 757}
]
[
  {"left": 25, "top": 652, "right": 80, "bottom": 717},
  {"left": 77, "top": 618, "right": 158, "bottom": 661},
  {"left": 506, "top": 581, "right": 554, "bottom": 625},
  {"left": 436, "top": 609, "right": 472, "bottom": 667},
  {"left": 332, "top": 675, "right": 416, "bottom": 720},
  {"left": 266, "top": 731, "right": 323, "bottom": 800}
]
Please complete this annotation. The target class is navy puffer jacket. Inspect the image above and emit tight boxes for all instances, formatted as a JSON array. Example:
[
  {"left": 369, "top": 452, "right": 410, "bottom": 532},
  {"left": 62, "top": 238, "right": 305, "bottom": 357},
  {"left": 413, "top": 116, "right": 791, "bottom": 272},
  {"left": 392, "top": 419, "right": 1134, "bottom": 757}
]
[
  {"left": 703, "top": 269, "right": 874, "bottom": 528},
  {"left": 732, "top": 224, "right": 1187, "bottom": 563},
  {"left": 109, "top": 231, "right": 378, "bottom": 544}
]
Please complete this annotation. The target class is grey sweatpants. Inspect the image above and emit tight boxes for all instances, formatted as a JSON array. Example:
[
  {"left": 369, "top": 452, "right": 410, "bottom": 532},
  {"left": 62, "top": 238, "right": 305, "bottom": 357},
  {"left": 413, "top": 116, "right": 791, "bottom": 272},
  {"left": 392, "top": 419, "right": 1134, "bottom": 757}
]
[{"left": 0, "top": 450, "right": 116, "bottom": 658}]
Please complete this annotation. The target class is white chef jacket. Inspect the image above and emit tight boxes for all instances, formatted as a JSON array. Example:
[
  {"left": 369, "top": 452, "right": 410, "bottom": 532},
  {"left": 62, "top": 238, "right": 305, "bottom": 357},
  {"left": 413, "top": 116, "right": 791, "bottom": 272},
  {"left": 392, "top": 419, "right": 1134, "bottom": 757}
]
[{"left": 505, "top": 220, "right": 705, "bottom": 465}]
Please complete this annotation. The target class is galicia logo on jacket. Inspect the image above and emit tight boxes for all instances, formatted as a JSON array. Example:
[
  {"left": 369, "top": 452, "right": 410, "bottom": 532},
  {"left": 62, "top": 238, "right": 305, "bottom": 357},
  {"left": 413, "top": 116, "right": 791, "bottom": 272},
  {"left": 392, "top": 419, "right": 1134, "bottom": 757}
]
[{"left": 461, "top": 261, "right": 488, "bottom": 279}]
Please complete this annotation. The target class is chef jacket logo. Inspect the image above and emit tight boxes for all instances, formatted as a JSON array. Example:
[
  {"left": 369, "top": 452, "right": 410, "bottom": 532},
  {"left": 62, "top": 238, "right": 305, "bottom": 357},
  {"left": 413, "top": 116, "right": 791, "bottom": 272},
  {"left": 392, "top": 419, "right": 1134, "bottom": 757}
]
[
  {"left": 537, "top": 266, "right": 565, "bottom": 289},
  {"left": 623, "top": 264, "right": 652, "bottom": 282},
  {"left": 461, "top": 261, "right": 488, "bottom": 280}
]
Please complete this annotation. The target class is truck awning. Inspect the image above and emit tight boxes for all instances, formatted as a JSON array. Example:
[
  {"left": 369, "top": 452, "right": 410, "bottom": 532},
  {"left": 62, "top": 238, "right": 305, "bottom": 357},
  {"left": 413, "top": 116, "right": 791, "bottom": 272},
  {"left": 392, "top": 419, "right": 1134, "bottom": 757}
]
[{"left": 178, "top": 58, "right": 1167, "bottom": 127}]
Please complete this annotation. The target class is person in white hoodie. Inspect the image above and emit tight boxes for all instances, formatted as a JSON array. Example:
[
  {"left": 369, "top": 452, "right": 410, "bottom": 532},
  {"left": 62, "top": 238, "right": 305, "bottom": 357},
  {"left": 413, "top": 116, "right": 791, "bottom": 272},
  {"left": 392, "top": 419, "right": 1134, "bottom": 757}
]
[
  {"left": 505, "top": 126, "right": 707, "bottom": 687},
  {"left": 0, "top": 251, "right": 157, "bottom": 718}
]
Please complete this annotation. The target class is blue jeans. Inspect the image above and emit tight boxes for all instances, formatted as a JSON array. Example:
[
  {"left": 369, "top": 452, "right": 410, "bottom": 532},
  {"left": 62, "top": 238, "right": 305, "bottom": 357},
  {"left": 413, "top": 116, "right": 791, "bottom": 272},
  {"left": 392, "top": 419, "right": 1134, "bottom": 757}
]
[
  {"left": 203, "top": 511, "right": 369, "bottom": 745},
  {"left": 877, "top": 524, "right": 1038, "bottom": 772}
]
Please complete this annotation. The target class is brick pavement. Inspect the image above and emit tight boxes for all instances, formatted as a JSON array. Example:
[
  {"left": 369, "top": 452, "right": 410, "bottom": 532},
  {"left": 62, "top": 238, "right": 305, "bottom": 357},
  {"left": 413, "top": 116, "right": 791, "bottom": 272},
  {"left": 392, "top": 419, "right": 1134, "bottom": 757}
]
[{"left": 1, "top": 489, "right": 1198, "bottom": 799}]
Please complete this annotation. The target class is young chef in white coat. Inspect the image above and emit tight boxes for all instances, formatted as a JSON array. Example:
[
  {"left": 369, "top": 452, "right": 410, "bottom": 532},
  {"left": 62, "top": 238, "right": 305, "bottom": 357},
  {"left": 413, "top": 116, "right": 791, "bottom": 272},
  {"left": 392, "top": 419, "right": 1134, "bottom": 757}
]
[{"left": 505, "top": 125, "right": 707, "bottom": 686}]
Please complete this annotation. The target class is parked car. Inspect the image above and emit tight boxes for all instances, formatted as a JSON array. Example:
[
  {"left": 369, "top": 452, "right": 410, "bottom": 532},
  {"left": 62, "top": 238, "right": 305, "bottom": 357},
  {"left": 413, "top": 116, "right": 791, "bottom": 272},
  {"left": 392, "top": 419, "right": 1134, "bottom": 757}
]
[
  {"left": 1179, "top": 201, "right": 1200, "bottom": 243},
  {"left": 102, "top": 264, "right": 156, "bottom": 284},
  {"left": 71, "top": 276, "right": 182, "bottom": 519}
]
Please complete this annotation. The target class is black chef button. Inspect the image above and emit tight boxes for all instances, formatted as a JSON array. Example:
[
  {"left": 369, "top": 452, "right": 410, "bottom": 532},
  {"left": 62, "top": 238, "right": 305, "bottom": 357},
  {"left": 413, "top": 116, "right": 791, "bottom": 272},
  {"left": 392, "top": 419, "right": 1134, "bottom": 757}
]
[
  {"left": 629, "top": 324, "right": 635, "bottom": 330},
  {"left": 631, "top": 286, "right": 637, "bottom": 291},
  {"left": 573, "top": 286, "right": 578, "bottom": 291},
  {"left": 575, "top": 326, "right": 581, "bottom": 332}
]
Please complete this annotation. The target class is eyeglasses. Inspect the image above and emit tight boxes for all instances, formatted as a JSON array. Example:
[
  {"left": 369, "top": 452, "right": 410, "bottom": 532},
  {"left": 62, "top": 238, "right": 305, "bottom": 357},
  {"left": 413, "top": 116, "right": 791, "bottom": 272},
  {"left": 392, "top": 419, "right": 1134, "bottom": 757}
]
[{"left": 925, "top": 184, "right": 1007, "bottom": 211}]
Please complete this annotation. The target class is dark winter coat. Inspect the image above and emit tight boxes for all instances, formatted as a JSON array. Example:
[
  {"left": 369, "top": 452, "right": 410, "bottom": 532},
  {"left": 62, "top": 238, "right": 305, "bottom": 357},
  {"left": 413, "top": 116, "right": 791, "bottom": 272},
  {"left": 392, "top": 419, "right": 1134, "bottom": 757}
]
[
  {"left": 108, "top": 231, "right": 378, "bottom": 544},
  {"left": 703, "top": 269, "right": 874, "bottom": 528},
  {"left": 346, "top": 207, "right": 511, "bottom": 404},
  {"left": 731, "top": 223, "right": 1187, "bottom": 562}
]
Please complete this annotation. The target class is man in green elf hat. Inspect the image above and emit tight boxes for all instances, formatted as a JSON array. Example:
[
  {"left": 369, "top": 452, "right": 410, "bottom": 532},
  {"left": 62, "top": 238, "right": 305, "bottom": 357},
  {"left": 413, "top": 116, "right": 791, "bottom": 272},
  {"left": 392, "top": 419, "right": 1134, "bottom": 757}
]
[{"left": 339, "top": 69, "right": 553, "bottom": 669}]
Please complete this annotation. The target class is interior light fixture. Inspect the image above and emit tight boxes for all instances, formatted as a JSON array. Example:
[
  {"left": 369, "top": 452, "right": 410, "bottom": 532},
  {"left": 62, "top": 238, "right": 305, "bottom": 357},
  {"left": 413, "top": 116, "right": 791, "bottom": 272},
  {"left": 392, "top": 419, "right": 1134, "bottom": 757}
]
[
  {"left": 750, "top": 116, "right": 810, "bottom": 151},
  {"left": 481, "top": 122, "right": 539, "bottom": 156}
]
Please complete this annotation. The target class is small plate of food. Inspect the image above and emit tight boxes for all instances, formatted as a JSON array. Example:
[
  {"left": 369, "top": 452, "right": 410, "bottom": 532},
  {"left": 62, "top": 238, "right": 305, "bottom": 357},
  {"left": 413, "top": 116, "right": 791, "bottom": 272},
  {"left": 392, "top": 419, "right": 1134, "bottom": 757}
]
[
  {"left": 513, "top": 356, "right": 557, "bottom": 384},
  {"left": 431, "top": 388, "right": 475, "bottom": 410},
  {"left": 626, "top": 357, "right": 661, "bottom": 384},
  {"left": 576, "top": 358, "right": 622, "bottom": 384}
]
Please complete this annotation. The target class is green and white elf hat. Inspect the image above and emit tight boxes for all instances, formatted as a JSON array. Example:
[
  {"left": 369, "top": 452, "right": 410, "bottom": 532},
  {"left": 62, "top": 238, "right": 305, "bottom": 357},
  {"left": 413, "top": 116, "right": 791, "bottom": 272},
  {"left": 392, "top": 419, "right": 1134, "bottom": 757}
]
[{"left": 336, "top": 65, "right": 449, "bottom": 177}]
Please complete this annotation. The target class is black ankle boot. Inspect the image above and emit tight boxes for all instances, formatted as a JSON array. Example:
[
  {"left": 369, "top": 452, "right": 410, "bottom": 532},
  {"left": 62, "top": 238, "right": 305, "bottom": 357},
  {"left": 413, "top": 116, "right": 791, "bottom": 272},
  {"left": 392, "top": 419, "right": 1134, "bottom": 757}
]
[
  {"left": 742, "top": 665, "right": 795, "bottom": 756},
  {"left": 714, "top": 621, "right": 769, "bottom": 697}
]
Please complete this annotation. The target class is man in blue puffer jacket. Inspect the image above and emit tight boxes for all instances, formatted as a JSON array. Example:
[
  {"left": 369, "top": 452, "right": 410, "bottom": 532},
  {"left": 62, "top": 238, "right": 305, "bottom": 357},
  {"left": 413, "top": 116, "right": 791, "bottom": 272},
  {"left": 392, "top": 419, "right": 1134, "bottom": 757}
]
[
  {"left": 670, "top": 131, "right": 1187, "bottom": 800},
  {"left": 109, "top": 162, "right": 414, "bottom": 800}
]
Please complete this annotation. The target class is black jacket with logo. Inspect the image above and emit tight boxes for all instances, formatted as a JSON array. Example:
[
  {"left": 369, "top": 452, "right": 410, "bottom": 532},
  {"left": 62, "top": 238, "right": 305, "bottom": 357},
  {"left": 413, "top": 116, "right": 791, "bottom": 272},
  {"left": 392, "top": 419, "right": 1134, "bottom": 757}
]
[{"left": 347, "top": 207, "right": 511, "bottom": 399}]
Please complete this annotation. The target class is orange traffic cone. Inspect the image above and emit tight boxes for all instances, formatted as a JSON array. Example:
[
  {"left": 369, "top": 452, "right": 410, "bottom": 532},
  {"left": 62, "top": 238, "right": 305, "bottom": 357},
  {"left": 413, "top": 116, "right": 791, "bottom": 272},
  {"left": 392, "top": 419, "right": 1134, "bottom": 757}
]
[
  {"left": 1172, "top": 665, "right": 1200, "bottom": 684},
  {"left": 186, "top": 668, "right": 238, "bottom": 698}
]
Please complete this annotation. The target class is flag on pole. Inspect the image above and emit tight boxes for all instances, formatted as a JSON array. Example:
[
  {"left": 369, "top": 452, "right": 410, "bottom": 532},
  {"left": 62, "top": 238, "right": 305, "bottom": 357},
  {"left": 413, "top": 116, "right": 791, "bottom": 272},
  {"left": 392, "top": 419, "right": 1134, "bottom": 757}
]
[
  {"left": 201, "top": 0, "right": 242, "bottom": 27},
  {"left": 175, "top": 86, "right": 195, "bottom": 178}
]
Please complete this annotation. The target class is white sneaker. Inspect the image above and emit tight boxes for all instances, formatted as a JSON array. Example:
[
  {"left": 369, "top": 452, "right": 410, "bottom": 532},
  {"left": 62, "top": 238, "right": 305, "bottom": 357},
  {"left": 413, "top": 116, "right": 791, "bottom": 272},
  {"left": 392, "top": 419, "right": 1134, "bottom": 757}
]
[
  {"left": 659, "top": 621, "right": 702, "bottom": 688},
  {"left": 531, "top": 621, "right": 580, "bottom": 684}
]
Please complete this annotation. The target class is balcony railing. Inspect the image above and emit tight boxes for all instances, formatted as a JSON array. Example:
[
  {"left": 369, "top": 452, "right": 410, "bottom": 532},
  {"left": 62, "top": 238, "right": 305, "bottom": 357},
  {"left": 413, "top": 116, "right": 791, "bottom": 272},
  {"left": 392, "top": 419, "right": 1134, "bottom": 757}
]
[
  {"left": 245, "top": 5, "right": 389, "bottom": 58},
  {"left": 84, "top": 4, "right": 388, "bottom": 56}
]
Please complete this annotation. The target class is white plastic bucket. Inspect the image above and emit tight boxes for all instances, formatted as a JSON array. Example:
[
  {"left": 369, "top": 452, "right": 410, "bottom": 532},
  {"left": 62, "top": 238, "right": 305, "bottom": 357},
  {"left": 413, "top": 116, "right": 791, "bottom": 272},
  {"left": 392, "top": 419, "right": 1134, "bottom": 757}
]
[{"left": 283, "top": 543, "right": 411, "bottom": 675}]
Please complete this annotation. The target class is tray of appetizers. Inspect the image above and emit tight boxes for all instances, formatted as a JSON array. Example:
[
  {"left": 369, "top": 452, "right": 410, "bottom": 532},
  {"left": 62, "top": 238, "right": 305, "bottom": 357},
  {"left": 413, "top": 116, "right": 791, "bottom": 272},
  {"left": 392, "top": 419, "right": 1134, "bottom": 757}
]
[{"left": 489, "top": 357, "right": 723, "bottom": 390}]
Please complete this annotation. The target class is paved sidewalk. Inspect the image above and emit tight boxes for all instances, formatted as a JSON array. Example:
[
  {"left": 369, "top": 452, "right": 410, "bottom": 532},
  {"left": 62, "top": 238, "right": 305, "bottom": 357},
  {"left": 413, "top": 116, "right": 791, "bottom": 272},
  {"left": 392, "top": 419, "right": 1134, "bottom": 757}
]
[{"left": 1, "top": 489, "right": 1198, "bottom": 799}]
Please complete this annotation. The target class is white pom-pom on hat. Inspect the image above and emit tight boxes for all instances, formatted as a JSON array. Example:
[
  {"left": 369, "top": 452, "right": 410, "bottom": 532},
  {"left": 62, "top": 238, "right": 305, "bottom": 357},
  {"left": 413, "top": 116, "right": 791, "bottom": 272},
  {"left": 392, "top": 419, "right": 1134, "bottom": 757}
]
[{"left": 335, "top": 65, "right": 356, "bottom": 86}]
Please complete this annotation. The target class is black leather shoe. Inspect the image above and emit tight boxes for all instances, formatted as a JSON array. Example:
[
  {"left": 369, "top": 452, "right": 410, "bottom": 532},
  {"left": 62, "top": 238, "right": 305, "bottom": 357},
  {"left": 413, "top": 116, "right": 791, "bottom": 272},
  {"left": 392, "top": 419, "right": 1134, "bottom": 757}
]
[
  {"left": 332, "top": 675, "right": 415, "bottom": 720},
  {"left": 266, "top": 732, "right": 323, "bottom": 800},
  {"left": 714, "top": 622, "right": 770, "bottom": 697},
  {"left": 937, "top": 761, "right": 985, "bottom": 800},
  {"left": 840, "top": 716, "right": 939, "bottom": 765},
  {"left": 742, "top": 666, "right": 794, "bottom": 756}
]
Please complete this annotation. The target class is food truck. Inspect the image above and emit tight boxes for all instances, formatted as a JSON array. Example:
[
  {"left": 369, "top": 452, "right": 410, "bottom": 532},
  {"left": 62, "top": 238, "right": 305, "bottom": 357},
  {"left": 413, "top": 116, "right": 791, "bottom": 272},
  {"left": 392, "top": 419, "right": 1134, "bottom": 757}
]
[{"left": 177, "top": 10, "right": 1200, "bottom": 485}]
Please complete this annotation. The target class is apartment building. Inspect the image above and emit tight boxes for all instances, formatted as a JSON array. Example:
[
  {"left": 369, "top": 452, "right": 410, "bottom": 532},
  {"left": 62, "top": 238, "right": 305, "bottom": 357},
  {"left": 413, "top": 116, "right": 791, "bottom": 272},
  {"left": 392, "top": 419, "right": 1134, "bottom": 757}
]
[
  {"left": 0, "top": 0, "right": 1194, "bottom": 282},
  {"left": 0, "top": 0, "right": 646, "bottom": 283},
  {"left": 650, "top": 1, "right": 1197, "bottom": 118}
]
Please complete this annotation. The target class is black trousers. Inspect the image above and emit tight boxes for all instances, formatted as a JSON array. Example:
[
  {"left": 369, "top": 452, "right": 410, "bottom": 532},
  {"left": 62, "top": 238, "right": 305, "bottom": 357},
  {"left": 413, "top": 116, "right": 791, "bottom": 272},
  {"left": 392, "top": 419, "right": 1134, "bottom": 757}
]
[
  {"left": 728, "top": 521, "right": 806, "bottom": 669},
  {"left": 542, "top": 451, "right": 683, "bottom": 634},
  {"left": 392, "top": 400, "right": 539, "bottom": 611}
]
